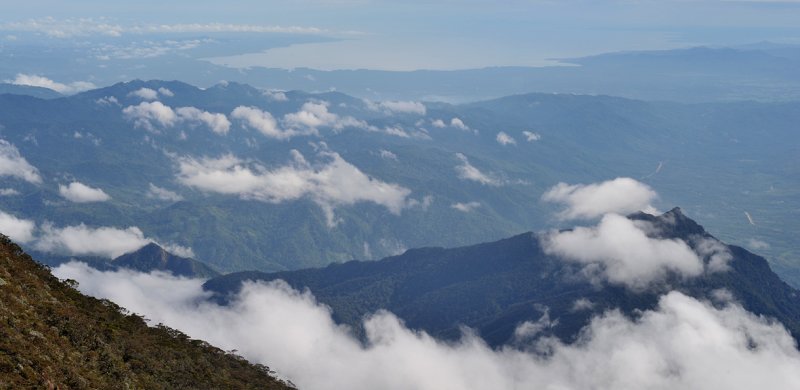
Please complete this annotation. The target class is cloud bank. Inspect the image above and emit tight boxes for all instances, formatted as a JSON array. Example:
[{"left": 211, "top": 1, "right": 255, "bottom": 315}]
[
  {"left": 5, "top": 73, "right": 95, "bottom": 94},
  {"left": 542, "top": 177, "right": 658, "bottom": 220},
  {"left": 58, "top": 181, "right": 111, "bottom": 203},
  {"left": 0, "top": 210, "right": 36, "bottom": 243},
  {"left": 231, "top": 106, "right": 312, "bottom": 140},
  {"left": 175, "top": 149, "right": 413, "bottom": 227},
  {"left": 52, "top": 263, "right": 800, "bottom": 390},
  {"left": 0, "top": 140, "right": 42, "bottom": 184}
]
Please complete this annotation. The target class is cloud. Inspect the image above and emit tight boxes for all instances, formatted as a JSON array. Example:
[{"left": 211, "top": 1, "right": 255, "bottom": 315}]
[
  {"left": 431, "top": 119, "right": 446, "bottom": 128},
  {"left": 52, "top": 263, "right": 800, "bottom": 390},
  {"left": 0, "top": 209, "right": 35, "bottom": 243},
  {"left": 0, "top": 18, "right": 332, "bottom": 38},
  {"left": 522, "top": 131, "right": 541, "bottom": 142},
  {"left": 35, "top": 223, "right": 150, "bottom": 259},
  {"left": 5, "top": 73, "right": 95, "bottom": 94},
  {"left": 146, "top": 183, "right": 183, "bottom": 202},
  {"left": 0, "top": 188, "right": 19, "bottom": 196},
  {"left": 367, "top": 100, "right": 427, "bottom": 115},
  {"left": 175, "top": 107, "right": 231, "bottom": 135},
  {"left": 542, "top": 177, "right": 658, "bottom": 220},
  {"left": 283, "top": 102, "right": 367, "bottom": 133},
  {"left": 58, "top": 181, "right": 111, "bottom": 203},
  {"left": 175, "top": 149, "right": 413, "bottom": 227},
  {"left": 450, "top": 118, "right": 470, "bottom": 131},
  {"left": 0, "top": 140, "right": 42, "bottom": 184},
  {"left": 451, "top": 201, "right": 481, "bottom": 212},
  {"left": 231, "top": 106, "right": 311, "bottom": 140},
  {"left": 158, "top": 87, "right": 174, "bottom": 97},
  {"left": 123, "top": 101, "right": 178, "bottom": 131},
  {"left": 747, "top": 238, "right": 770, "bottom": 250},
  {"left": 378, "top": 149, "right": 398, "bottom": 161},
  {"left": 34, "top": 222, "right": 191, "bottom": 260},
  {"left": 496, "top": 132, "right": 517, "bottom": 146},
  {"left": 454, "top": 153, "right": 501, "bottom": 186},
  {"left": 123, "top": 102, "right": 230, "bottom": 134},
  {"left": 264, "top": 90, "right": 288, "bottom": 101},
  {"left": 541, "top": 213, "right": 706, "bottom": 290},
  {"left": 95, "top": 96, "right": 120, "bottom": 106},
  {"left": 129, "top": 87, "right": 159, "bottom": 101}
]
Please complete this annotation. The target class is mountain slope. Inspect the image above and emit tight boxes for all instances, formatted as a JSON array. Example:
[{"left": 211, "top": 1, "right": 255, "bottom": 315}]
[
  {"left": 204, "top": 208, "right": 800, "bottom": 347},
  {"left": 0, "top": 235, "right": 293, "bottom": 389}
]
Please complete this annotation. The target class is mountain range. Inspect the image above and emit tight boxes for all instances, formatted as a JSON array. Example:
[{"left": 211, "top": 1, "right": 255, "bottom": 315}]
[
  {"left": 203, "top": 208, "right": 800, "bottom": 347},
  {"left": 0, "top": 79, "right": 797, "bottom": 287}
]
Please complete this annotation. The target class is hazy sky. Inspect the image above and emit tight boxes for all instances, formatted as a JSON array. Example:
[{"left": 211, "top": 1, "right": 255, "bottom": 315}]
[{"left": 3, "top": 0, "right": 800, "bottom": 70}]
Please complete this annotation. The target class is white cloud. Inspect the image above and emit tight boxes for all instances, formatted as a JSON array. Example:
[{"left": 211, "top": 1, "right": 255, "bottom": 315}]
[
  {"left": 450, "top": 118, "right": 470, "bottom": 131},
  {"left": 747, "top": 238, "right": 770, "bottom": 250},
  {"left": 431, "top": 119, "right": 447, "bottom": 128},
  {"left": 175, "top": 149, "right": 412, "bottom": 227},
  {"left": 59, "top": 181, "right": 111, "bottom": 203},
  {"left": 122, "top": 101, "right": 178, "bottom": 132},
  {"left": 5, "top": 73, "right": 95, "bottom": 94},
  {"left": 0, "top": 209, "right": 35, "bottom": 243},
  {"left": 34, "top": 222, "right": 191, "bottom": 260},
  {"left": 175, "top": 107, "right": 231, "bottom": 135},
  {"left": 35, "top": 223, "right": 150, "bottom": 259},
  {"left": 541, "top": 213, "right": 706, "bottom": 290},
  {"left": 283, "top": 102, "right": 367, "bottom": 133},
  {"left": 0, "top": 18, "right": 331, "bottom": 38},
  {"left": 542, "top": 177, "right": 658, "bottom": 220},
  {"left": 158, "top": 87, "right": 174, "bottom": 97},
  {"left": 496, "top": 131, "right": 517, "bottom": 146},
  {"left": 52, "top": 264, "right": 800, "bottom": 390},
  {"left": 522, "top": 131, "right": 541, "bottom": 142},
  {"left": 451, "top": 201, "right": 481, "bottom": 212},
  {"left": 146, "top": 183, "right": 183, "bottom": 202},
  {"left": 0, "top": 140, "right": 42, "bottom": 184},
  {"left": 0, "top": 188, "right": 19, "bottom": 196},
  {"left": 129, "top": 87, "right": 159, "bottom": 101},
  {"left": 378, "top": 149, "right": 398, "bottom": 161},
  {"left": 124, "top": 102, "right": 229, "bottom": 134},
  {"left": 95, "top": 96, "right": 120, "bottom": 106},
  {"left": 368, "top": 100, "right": 427, "bottom": 115},
  {"left": 231, "top": 106, "right": 313, "bottom": 140},
  {"left": 454, "top": 153, "right": 501, "bottom": 186},
  {"left": 264, "top": 90, "right": 288, "bottom": 101}
]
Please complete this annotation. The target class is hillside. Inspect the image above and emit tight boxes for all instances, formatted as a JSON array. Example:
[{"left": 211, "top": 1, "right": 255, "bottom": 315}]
[
  {"left": 204, "top": 208, "right": 800, "bottom": 347},
  {"left": 112, "top": 243, "right": 220, "bottom": 278},
  {"left": 0, "top": 235, "right": 294, "bottom": 389}
]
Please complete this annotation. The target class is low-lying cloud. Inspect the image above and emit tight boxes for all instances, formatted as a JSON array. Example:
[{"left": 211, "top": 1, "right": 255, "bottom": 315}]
[
  {"left": 496, "top": 131, "right": 516, "bottom": 146},
  {"left": 0, "top": 209, "right": 36, "bottom": 243},
  {"left": 146, "top": 183, "right": 184, "bottom": 202},
  {"left": 5, "top": 73, "right": 95, "bottom": 94},
  {"left": 542, "top": 177, "right": 658, "bottom": 220},
  {"left": 367, "top": 100, "right": 427, "bottom": 116},
  {"left": 542, "top": 213, "right": 706, "bottom": 290},
  {"left": 454, "top": 153, "right": 502, "bottom": 186},
  {"left": 53, "top": 263, "right": 800, "bottom": 390},
  {"left": 58, "top": 181, "right": 111, "bottom": 203},
  {"left": 175, "top": 149, "right": 413, "bottom": 227},
  {"left": 0, "top": 140, "right": 42, "bottom": 184},
  {"left": 231, "top": 106, "right": 312, "bottom": 140},
  {"left": 123, "top": 102, "right": 231, "bottom": 134}
]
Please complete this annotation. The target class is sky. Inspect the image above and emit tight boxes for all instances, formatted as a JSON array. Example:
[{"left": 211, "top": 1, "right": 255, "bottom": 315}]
[{"left": 3, "top": 0, "right": 800, "bottom": 70}]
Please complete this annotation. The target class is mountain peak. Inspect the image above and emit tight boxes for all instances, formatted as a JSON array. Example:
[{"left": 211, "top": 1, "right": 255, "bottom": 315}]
[
  {"left": 113, "top": 243, "right": 219, "bottom": 278},
  {"left": 629, "top": 207, "right": 708, "bottom": 239}
]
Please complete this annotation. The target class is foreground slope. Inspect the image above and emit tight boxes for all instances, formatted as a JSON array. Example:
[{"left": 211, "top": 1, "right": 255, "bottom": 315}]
[
  {"left": 205, "top": 208, "right": 800, "bottom": 347},
  {"left": 0, "top": 235, "right": 293, "bottom": 389}
]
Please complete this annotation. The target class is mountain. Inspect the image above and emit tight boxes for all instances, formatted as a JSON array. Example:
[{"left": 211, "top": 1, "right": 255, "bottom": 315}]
[
  {"left": 0, "top": 83, "right": 62, "bottom": 99},
  {"left": 0, "top": 235, "right": 294, "bottom": 389},
  {"left": 112, "top": 243, "right": 220, "bottom": 278},
  {"left": 203, "top": 208, "right": 800, "bottom": 347},
  {"left": 0, "top": 80, "right": 797, "bottom": 285}
]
